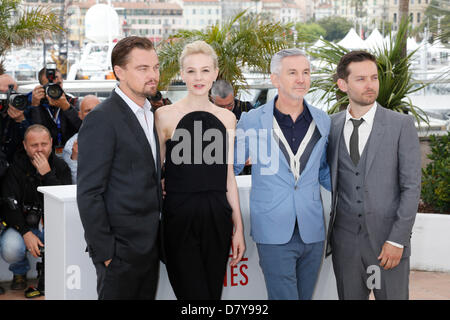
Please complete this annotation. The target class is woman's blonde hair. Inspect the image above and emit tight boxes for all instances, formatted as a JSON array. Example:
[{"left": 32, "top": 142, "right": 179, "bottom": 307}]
[{"left": 179, "top": 40, "right": 218, "bottom": 69}]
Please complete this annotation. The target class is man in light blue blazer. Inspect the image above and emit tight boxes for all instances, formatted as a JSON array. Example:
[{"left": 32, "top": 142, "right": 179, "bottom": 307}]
[{"left": 234, "top": 49, "right": 331, "bottom": 300}]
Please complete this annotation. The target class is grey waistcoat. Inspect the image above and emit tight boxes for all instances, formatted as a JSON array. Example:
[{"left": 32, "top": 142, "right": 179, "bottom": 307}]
[{"left": 335, "top": 130, "right": 369, "bottom": 234}]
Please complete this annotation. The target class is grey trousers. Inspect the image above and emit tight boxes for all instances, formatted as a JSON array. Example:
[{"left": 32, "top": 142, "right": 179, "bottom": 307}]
[{"left": 331, "top": 223, "right": 410, "bottom": 300}]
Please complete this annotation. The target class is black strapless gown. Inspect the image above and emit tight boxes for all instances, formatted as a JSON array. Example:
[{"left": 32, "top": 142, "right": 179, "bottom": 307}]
[{"left": 162, "top": 111, "right": 233, "bottom": 300}]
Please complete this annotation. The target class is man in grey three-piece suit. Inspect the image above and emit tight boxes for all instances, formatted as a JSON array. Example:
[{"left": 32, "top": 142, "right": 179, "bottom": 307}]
[{"left": 326, "top": 51, "right": 421, "bottom": 300}]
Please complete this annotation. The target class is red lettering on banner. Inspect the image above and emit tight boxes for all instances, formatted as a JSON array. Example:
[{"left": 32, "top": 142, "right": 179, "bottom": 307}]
[
  {"left": 230, "top": 265, "right": 238, "bottom": 286},
  {"left": 223, "top": 255, "right": 249, "bottom": 287},
  {"left": 239, "top": 264, "right": 248, "bottom": 286}
]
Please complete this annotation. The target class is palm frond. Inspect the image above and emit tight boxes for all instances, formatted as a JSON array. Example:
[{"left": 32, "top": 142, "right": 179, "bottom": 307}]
[
  {"left": 307, "top": 19, "right": 431, "bottom": 125},
  {"left": 0, "top": 0, "right": 63, "bottom": 73},
  {"left": 157, "top": 10, "right": 291, "bottom": 92}
]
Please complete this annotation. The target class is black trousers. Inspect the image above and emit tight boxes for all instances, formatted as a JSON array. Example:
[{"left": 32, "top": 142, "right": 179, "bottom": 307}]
[
  {"left": 163, "top": 191, "right": 233, "bottom": 300},
  {"left": 94, "top": 248, "right": 160, "bottom": 300}
]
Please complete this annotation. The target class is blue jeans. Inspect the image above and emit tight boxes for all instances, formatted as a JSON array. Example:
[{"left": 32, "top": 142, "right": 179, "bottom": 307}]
[
  {"left": 256, "top": 223, "right": 324, "bottom": 300},
  {"left": 0, "top": 228, "right": 44, "bottom": 276}
]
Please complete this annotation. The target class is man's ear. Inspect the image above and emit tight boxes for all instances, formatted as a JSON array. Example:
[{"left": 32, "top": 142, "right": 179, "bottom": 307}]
[
  {"left": 113, "top": 65, "right": 123, "bottom": 81},
  {"left": 337, "top": 78, "right": 348, "bottom": 93},
  {"left": 270, "top": 73, "right": 279, "bottom": 89}
]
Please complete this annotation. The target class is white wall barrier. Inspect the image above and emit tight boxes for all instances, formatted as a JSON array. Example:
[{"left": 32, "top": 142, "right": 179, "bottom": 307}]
[
  {"left": 410, "top": 213, "right": 450, "bottom": 272},
  {"left": 38, "top": 175, "right": 339, "bottom": 300}
]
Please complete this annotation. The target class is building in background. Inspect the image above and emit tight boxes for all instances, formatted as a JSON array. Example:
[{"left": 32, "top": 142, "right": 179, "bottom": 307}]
[
  {"left": 177, "top": 0, "right": 221, "bottom": 31},
  {"left": 331, "top": 0, "right": 428, "bottom": 34},
  {"left": 21, "top": 0, "right": 431, "bottom": 42},
  {"left": 388, "top": 0, "right": 429, "bottom": 30}
]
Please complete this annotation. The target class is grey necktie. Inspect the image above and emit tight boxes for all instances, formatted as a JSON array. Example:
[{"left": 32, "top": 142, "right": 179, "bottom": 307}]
[{"left": 350, "top": 118, "right": 364, "bottom": 165}]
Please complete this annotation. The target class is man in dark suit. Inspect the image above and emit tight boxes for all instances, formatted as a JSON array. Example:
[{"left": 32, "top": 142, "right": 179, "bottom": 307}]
[
  {"left": 77, "top": 36, "right": 162, "bottom": 300},
  {"left": 326, "top": 51, "right": 421, "bottom": 299}
]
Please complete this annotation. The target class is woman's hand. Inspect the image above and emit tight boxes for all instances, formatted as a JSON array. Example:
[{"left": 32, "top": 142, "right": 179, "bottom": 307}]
[{"left": 230, "top": 227, "right": 245, "bottom": 267}]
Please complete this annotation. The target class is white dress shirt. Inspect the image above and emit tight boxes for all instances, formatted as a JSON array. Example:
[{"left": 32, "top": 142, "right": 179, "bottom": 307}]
[
  {"left": 343, "top": 102, "right": 403, "bottom": 249},
  {"left": 343, "top": 102, "right": 377, "bottom": 156},
  {"left": 115, "top": 86, "right": 157, "bottom": 166}
]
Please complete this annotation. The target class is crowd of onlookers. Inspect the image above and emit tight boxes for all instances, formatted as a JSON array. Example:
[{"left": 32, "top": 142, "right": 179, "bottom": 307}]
[{"left": 0, "top": 69, "right": 99, "bottom": 298}]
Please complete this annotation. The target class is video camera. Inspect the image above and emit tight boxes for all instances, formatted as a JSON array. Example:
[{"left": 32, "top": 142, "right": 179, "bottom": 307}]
[
  {"left": 0, "top": 84, "right": 28, "bottom": 113},
  {"left": 43, "top": 63, "right": 64, "bottom": 100}
]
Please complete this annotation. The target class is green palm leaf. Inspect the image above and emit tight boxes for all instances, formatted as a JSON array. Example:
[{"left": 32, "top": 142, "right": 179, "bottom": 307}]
[
  {"left": 0, "top": 0, "right": 63, "bottom": 74},
  {"left": 157, "top": 10, "right": 291, "bottom": 93},
  {"left": 307, "top": 18, "right": 430, "bottom": 125}
]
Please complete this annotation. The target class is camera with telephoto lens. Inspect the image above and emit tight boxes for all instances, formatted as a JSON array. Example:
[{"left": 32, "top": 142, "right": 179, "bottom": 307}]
[
  {"left": 0, "top": 84, "right": 28, "bottom": 113},
  {"left": 23, "top": 204, "right": 43, "bottom": 229},
  {"left": 43, "top": 63, "right": 64, "bottom": 100}
]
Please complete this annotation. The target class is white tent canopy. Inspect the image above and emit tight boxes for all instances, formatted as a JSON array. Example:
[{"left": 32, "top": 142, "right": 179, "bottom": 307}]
[
  {"left": 365, "top": 28, "right": 385, "bottom": 51},
  {"left": 310, "top": 36, "right": 327, "bottom": 51},
  {"left": 338, "top": 28, "right": 368, "bottom": 50}
]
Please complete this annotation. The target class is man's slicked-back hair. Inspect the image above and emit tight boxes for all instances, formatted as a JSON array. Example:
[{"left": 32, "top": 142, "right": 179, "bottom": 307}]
[
  {"left": 270, "top": 48, "right": 308, "bottom": 75},
  {"left": 336, "top": 50, "right": 377, "bottom": 81},
  {"left": 111, "top": 36, "right": 155, "bottom": 81}
]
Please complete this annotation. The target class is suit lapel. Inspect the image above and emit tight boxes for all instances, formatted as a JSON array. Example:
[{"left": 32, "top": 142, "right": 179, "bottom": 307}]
[
  {"left": 307, "top": 103, "right": 326, "bottom": 138},
  {"left": 152, "top": 117, "right": 163, "bottom": 210},
  {"left": 260, "top": 99, "right": 293, "bottom": 185},
  {"left": 153, "top": 117, "right": 161, "bottom": 175},
  {"left": 112, "top": 92, "right": 157, "bottom": 173},
  {"left": 330, "top": 112, "right": 346, "bottom": 195},
  {"left": 364, "top": 103, "right": 386, "bottom": 178},
  {"left": 327, "top": 111, "right": 345, "bottom": 255},
  {"left": 296, "top": 102, "right": 324, "bottom": 181}
]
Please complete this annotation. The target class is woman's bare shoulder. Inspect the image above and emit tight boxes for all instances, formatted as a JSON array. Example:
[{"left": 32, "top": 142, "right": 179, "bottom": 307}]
[{"left": 212, "top": 104, "right": 236, "bottom": 129}]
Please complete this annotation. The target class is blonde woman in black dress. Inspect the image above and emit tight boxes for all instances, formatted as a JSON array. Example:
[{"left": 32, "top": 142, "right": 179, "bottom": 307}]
[{"left": 155, "top": 40, "right": 245, "bottom": 299}]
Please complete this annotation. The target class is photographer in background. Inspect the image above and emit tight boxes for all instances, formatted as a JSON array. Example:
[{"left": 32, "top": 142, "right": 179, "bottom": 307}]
[
  {"left": 211, "top": 80, "right": 253, "bottom": 175},
  {"left": 0, "top": 74, "right": 32, "bottom": 165},
  {"left": 0, "top": 124, "right": 71, "bottom": 297},
  {"left": 28, "top": 66, "right": 81, "bottom": 157}
]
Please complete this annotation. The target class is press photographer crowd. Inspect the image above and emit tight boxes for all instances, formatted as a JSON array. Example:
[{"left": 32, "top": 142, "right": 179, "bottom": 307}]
[{"left": 0, "top": 64, "right": 172, "bottom": 298}]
